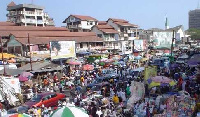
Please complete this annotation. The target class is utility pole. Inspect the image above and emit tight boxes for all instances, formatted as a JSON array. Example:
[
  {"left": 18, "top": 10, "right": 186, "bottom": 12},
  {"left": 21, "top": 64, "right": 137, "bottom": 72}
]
[
  {"left": 171, "top": 30, "right": 175, "bottom": 57},
  {"left": 0, "top": 37, "right": 6, "bottom": 76},
  {"left": 28, "top": 33, "right": 33, "bottom": 71}
]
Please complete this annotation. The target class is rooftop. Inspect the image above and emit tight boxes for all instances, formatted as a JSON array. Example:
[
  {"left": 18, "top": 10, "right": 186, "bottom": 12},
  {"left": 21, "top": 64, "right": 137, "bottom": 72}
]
[
  {"left": 7, "top": 3, "right": 44, "bottom": 11},
  {"left": 63, "top": 14, "right": 98, "bottom": 23},
  {"left": 108, "top": 18, "right": 129, "bottom": 23},
  {"left": 7, "top": 1, "right": 16, "bottom": 7}
]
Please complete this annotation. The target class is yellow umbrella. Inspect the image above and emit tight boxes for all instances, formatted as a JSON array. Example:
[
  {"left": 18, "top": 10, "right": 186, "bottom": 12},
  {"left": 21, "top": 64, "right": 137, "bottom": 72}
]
[
  {"left": 0, "top": 53, "right": 16, "bottom": 59},
  {"left": 149, "top": 82, "right": 161, "bottom": 88},
  {"left": 141, "top": 58, "right": 148, "bottom": 62},
  {"left": 169, "top": 81, "right": 176, "bottom": 86}
]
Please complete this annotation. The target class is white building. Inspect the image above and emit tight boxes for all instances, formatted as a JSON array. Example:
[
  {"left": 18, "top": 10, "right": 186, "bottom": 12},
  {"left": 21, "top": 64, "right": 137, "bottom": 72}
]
[
  {"left": 107, "top": 18, "right": 138, "bottom": 54},
  {"left": 6, "top": 1, "right": 54, "bottom": 27},
  {"left": 91, "top": 23, "right": 119, "bottom": 51},
  {"left": 63, "top": 15, "right": 98, "bottom": 32}
]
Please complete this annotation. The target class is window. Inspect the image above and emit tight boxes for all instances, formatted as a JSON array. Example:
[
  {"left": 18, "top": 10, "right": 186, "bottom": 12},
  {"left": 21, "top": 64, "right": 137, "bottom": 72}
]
[
  {"left": 97, "top": 34, "right": 102, "bottom": 38},
  {"left": 110, "top": 34, "right": 114, "bottom": 38},
  {"left": 90, "top": 22, "right": 93, "bottom": 25},
  {"left": 50, "top": 94, "right": 57, "bottom": 98}
]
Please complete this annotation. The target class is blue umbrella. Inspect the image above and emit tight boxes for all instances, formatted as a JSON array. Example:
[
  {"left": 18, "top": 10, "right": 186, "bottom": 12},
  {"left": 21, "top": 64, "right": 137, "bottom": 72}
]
[{"left": 135, "top": 56, "right": 142, "bottom": 60}]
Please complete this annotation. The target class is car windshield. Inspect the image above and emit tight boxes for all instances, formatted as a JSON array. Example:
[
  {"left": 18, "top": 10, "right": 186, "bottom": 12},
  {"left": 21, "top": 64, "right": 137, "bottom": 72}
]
[{"left": 31, "top": 94, "right": 43, "bottom": 102}]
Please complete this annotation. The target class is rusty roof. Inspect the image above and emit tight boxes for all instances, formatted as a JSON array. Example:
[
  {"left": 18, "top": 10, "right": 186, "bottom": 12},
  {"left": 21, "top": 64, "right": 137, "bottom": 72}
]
[
  {"left": 16, "top": 36, "right": 103, "bottom": 45},
  {"left": 10, "top": 31, "right": 96, "bottom": 38}
]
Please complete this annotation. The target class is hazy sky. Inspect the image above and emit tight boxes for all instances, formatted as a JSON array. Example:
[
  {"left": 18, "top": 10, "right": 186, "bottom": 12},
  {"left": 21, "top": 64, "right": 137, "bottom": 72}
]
[{"left": 0, "top": 0, "right": 198, "bottom": 30}]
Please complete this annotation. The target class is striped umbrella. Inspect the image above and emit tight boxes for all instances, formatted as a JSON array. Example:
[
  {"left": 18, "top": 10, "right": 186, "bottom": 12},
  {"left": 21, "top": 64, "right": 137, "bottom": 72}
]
[
  {"left": 50, "top": 106, "right": 89, "bottom": 117},
  {"left": 4, "top": 113, "right": 31, "bottom": 117}
]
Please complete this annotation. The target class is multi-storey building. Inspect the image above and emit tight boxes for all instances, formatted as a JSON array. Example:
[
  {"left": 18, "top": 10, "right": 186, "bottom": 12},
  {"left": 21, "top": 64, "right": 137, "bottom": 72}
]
[
  {"left": 189, "top": 9, "right": 200, "bottom": 29},
  {"left": 63, "top": 15, "right": 98, "bottom": 32},
  {"left": 6, "top": 1, "right": 54, "bottom": 27},
  {"left": 107, "top": 18, "right": 138, "bottom": 54},
  {"left": 91, "top": 23, "right": 119, "bottom": 52}
]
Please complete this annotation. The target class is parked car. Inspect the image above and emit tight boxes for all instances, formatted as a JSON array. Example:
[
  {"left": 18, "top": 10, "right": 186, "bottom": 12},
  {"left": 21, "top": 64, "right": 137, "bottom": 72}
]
[{"left": 24, "top": 92, "right": 66, "bottom": 108}]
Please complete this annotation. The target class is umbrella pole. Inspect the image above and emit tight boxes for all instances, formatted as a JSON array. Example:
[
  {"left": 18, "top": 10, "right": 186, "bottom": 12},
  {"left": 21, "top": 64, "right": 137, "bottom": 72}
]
[
  {"left": 0, "top": 36, "right": 6, "bottom": 76},
  {"left": 28, "top": 33, "right": 33, "bottom": 71}
]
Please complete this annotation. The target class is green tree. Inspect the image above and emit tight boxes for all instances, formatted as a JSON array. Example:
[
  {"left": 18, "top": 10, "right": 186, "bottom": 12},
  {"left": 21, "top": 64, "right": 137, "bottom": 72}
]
[{"left": 188, "top": 28, "right": 200, "bottom": 40}]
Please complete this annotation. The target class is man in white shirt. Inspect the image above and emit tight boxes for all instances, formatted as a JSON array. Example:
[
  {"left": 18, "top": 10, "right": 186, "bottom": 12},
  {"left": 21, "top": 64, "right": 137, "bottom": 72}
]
[{"left": 96, "top": 108, "right": 103, "bottom": 117}]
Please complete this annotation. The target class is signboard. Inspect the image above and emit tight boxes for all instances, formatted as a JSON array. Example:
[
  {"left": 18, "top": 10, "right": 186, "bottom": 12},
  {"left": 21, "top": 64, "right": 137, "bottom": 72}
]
[
  {"left": 50, "top": 41, "right": 76, "bottom": 60},
  {"left": 134, "top": 40, "right": 144, "bottom": 51},
  {"left": 153, "top": 32, "right": 173, "bottom": 48}
]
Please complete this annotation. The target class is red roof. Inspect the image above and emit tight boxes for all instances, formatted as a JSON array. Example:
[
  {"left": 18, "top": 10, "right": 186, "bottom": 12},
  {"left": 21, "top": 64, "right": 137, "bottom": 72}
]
[
  {"left": 71, "top": 15, "right": 97, "bottom": 21},
  {"left": 0, "top": 22, "right": 16, "bottom": 26},
  {"left": 0, "top": 26, "right": 68, "bottom": 31},
  {"left": 114, "top": 22, "right": 138, "bottom": 27},
  {"left": 96, "top": 25, "right": 113, "bottom": 29},
  {"left": 9, "top": 31, "right": 96, "bottom": 38},
  {"left": 7, "top": 1, "right": 16, "bottom": 7},
  {"left": 16, "top": 36, "right": 103, "bottom": 45},
  {"left": 98, "top": 21, "right": 107, "bottom": 25},
  {"left": 63, "top": 15, "right": 98, "bottom": 23},
  {"left": 99, "top": 29, "right": 119, "bottom": 34},
  {"left": 108, "top": 18, "right": 128, "bottom": 23}
]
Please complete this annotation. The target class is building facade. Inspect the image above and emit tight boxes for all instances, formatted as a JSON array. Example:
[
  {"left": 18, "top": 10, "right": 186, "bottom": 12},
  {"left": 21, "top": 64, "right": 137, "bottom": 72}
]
[
  {"left": 91, "top": 24, "right": 119, "bottom": 51},
  {"left": 107, "top": 18, "right": 138, "bottom": 54},
  {"left": 7, "top": 1, "right": 54, "bottom": 27},
  {"left": 189, "top": 9, "right": 200, "bottom": 29},
  {"left": 63, "top": 15, "right": 98, "bottom": 32}
]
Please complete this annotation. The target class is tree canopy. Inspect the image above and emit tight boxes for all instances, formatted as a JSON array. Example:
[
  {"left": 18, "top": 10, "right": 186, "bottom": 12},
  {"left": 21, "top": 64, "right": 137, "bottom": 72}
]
[{"left": 188, "top": 28, "right": 200, "bottom": 40}]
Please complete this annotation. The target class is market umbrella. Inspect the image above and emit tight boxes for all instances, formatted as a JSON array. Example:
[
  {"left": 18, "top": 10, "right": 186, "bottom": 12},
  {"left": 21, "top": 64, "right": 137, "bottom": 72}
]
[
  {"left": 82, "top": 64, "right": 94, "bottom": 71},
  {"left": 50, "top": 106, "right": 89, "bottom": 117},
  {"left": 4, "top": 113, "right": 31, "bottom": 117},
  {"left": 0, "top": 53, "right": 16, "bottom": 60},
  {"left": 134, "top": 56, "right": 142, "bottom": 60},
  {"left": 18, "top": 72, "right": 33, "bottom": 82},
  {"left": 66, "top": 59, "right": 81, "bottom": 65},
  {"left": 148, "top": 76, "right": 176, "bottom": 88},
  {"left": 99, "top": 62, "right": 105, "bottom": 66},
  {"left": 150, "top": 76, "right": 172, "bottom": 83}
]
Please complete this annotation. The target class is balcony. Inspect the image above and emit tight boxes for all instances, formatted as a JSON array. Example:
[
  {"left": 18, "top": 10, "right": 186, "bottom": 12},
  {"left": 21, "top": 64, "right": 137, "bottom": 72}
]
[
  {"left": 104, "top": 37, "right": 116, "bottom": 42},
  {"left": 37, "top": 20, "right": 43, "bottom": 24},
  {"left": 119, "top": 32, "right": 128, "bottom": 37},
  {"left": 68, "top": 25, "right": 81, "bottom": 29},
  {"left": 20, "top": 18, "right": 36, "bottom": 24}
]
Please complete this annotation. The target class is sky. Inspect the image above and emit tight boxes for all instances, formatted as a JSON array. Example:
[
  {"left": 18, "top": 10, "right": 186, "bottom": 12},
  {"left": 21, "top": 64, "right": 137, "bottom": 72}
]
[{"left": 0, "top": 0, "right": 199, "bottom": 30}]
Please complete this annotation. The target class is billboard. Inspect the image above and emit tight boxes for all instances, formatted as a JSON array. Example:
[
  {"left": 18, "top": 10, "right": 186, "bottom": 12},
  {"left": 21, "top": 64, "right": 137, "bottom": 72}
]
[
  {"left": 134, "top": 40, "right": 144, "bottom": 51},
  {"left": 50, "top": 41, "right": 75, "bottom": 60},
  {"left": 153, "top": 32, "right": 173, "bottom": 48}
]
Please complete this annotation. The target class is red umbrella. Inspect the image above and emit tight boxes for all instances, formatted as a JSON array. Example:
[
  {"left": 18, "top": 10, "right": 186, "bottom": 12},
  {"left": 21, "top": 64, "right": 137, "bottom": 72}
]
[
  {"left": 82, "top": 64, "right": 94, "bottom": 71},
  {"left": 68, "top": 61, "right": 81, "bottom": 65}
]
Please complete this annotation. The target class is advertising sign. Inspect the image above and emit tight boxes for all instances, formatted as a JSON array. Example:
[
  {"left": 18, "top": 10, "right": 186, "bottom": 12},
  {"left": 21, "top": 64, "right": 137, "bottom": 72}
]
[
  {"left": 50, "top": 41, "right": 76, "bottom": 60},
  {"left": 134, "top": 40, "right": 144, "bottom": 51},
  {"left": 153, "top": 32, "right": 173, "bottom": 48}
]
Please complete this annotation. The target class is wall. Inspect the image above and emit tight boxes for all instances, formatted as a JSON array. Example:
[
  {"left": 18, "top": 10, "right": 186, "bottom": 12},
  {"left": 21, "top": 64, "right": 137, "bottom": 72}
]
[
  {"left": 107, "top": 20, "right": 120, "bottom": 32},
  {"left": 81, "top": 21, "right": 96, "bottom": 30}
]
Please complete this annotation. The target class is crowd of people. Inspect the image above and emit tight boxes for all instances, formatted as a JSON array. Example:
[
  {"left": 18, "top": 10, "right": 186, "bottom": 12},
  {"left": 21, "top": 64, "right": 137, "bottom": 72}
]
[{"left": 0, "top": 49, "right": 200, "bottom": 117}]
